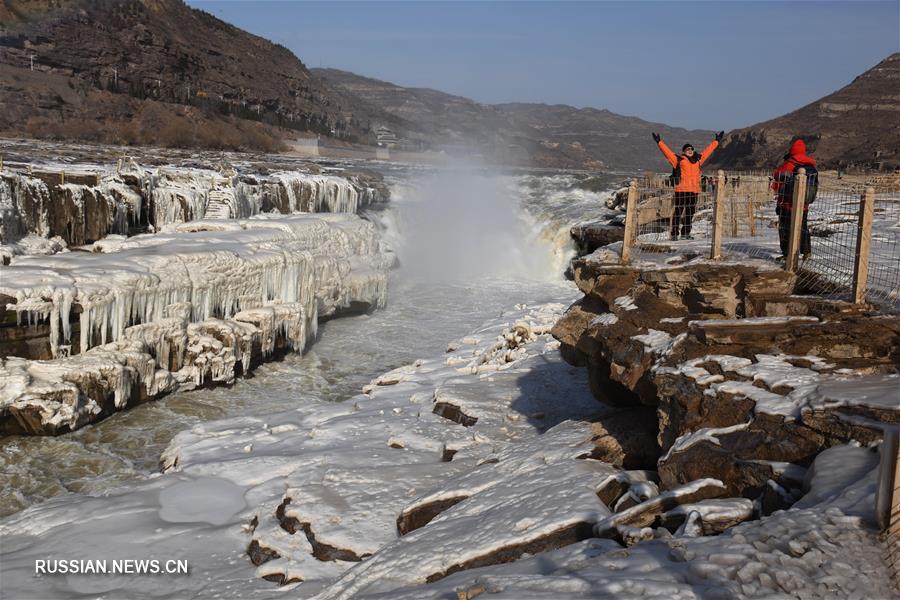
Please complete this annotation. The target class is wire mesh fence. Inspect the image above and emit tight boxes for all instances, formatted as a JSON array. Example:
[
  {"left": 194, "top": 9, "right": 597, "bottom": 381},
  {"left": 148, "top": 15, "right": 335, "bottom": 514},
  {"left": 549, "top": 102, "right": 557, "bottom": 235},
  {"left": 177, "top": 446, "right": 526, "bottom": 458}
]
[
  {"left": 866, "top": 185, "right": 900, "bottom": 307},
  {"left": 625, "top": 170, "right": 900, "bottom": 311},
  {"left": 632, "top": 174, "right": 717, "bottom": 242}
]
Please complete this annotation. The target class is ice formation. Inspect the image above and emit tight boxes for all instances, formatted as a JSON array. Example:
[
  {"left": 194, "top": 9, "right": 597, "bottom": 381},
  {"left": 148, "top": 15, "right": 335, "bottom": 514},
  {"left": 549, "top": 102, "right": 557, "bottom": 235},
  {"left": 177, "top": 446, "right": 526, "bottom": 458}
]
[
  {"left": 0, "top": 214, "right": 391, "bottom": 433},
  {"left": 0, "top": 165, "right": 386, "bottom": 249},
  {"left": 0, "top": 301, "right": 895, "bottom": 599}
]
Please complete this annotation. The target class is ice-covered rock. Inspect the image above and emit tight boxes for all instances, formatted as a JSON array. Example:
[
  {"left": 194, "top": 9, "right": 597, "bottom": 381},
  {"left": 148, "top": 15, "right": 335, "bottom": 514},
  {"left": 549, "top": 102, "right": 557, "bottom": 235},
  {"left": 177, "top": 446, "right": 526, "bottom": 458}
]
[
  {"left": 2, "top": 214, "right": 387, "bottom": 358},
  {"left": 0, "top": 164, "right": 388, "bottom": 248},
  {"left": 0, "top": 214, "right": 390, "bottom": 434},
  {"left": 553, "top": 249, "right": 900, "bottom": 499},
  {"left": 351, "top": 444, "right": 896, "bottom": 600}
]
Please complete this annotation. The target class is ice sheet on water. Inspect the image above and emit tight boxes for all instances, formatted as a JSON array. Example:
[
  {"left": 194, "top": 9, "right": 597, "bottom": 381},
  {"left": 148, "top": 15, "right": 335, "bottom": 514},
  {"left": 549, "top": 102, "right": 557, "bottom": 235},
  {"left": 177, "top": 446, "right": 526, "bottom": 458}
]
[
  {"left": 0, "top": 301, "right": 602, "bottom": 599},
  {"left": 158, "top": 477, "right": 246, "bottom": 525},
  {"left": 359, "top": 445, "right": 894, "bottom": 600}
]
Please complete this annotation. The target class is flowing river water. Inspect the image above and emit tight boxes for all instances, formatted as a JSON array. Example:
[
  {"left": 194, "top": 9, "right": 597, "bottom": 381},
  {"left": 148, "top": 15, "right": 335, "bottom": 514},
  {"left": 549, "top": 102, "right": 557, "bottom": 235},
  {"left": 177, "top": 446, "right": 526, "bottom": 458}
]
[{"left": 0, "top": 166, "right": 624, "bottom": 518}]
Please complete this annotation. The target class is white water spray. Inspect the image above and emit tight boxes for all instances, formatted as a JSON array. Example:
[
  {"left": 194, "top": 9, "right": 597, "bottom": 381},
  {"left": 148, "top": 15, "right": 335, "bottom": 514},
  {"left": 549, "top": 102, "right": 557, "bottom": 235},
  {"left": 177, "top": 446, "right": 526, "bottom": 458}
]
[{"left": 385, "top": 166, "right": 560, "bottom": 283}]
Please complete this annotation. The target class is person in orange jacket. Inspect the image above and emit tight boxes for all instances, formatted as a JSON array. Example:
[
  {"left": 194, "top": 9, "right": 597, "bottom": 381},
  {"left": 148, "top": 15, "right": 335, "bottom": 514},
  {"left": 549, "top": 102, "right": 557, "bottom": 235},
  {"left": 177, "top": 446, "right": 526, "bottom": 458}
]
[{"left": 652, "top": 130, "right": 724, "bottom": 240}]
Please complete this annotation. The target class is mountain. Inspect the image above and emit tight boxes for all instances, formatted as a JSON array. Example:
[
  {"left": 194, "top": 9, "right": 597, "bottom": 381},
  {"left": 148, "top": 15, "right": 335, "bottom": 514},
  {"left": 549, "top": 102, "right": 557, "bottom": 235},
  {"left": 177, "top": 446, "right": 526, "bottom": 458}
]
[
  {"left": 0, "top": 0, "right": 363, "bottom": 150},
  {"left": 314, "top": 68, "right": 715, "bottom": 171},
  {"left": 712, "top": 53, "right": 900, "bottom": 170},
  {"left": 497, "top": 102, "right": 717, "bottom": 171}
]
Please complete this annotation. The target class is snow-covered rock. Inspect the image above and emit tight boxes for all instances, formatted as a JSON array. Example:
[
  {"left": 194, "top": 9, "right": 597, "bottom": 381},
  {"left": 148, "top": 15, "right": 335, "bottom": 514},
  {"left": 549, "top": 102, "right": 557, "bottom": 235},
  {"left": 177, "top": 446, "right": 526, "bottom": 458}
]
[{"left": 0, "top": 214, "right": 390, "bottom": 434}]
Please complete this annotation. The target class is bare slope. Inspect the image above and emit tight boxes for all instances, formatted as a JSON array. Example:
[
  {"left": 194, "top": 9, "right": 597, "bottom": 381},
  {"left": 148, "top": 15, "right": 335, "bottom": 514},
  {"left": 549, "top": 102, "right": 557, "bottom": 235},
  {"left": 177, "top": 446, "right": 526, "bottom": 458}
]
[
  {"left": 0, "top": 0, "right": 362, "bottom": 149},
  {"left": 713, "top": 53, "right": 900, "bottom": 170}
]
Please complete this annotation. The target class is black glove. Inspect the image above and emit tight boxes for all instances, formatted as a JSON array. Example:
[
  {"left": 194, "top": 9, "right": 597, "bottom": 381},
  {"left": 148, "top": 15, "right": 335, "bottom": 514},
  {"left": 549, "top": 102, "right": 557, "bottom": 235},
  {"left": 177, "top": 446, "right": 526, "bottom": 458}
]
[
  {"left": 715, "top": 130, "right": 725, "bottom": 142},
  {"left": 652, "top": 132, "right": 661, "bottom": 143}
]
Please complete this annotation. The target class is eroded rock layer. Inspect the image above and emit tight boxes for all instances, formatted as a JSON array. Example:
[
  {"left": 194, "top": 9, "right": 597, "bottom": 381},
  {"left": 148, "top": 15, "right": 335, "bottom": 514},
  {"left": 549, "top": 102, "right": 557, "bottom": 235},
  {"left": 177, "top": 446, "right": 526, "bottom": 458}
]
[
  {"left": 0, "top": 164, "right": 388, "bottom": 254},
  {"left": 553, "top": 246, "right": 900, "bottom": 500}
]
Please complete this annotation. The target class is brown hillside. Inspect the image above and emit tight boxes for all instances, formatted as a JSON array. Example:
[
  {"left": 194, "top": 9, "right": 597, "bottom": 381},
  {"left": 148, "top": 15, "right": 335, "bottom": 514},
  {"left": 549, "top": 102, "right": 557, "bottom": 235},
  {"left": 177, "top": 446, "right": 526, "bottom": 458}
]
[
  {"left": 0, "top": 0, "right": 363, "bottom": 149},
  {"left": 713, "top": 53, "right": 900, "bottom": 170},
  {"left": 314, "top": 68, "right": 714, "bottom": 171}
]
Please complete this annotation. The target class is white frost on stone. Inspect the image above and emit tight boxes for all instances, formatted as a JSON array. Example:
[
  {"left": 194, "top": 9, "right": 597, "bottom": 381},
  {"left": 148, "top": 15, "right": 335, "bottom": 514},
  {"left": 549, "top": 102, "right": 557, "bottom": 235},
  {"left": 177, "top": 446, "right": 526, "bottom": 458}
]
[
  {"left": 661, "top": 422, "right": 751, "bottom": 463},
  {"left": 590, "top": 312, "right": 619, "bottom": 327},
  {"left": 1, "top": 214, "right": 387, "bottom": 358},
  {"left": 631, "top": 329, "right": 673, "bottom": 354},
  {"left": 613, "top": 295, "right": 638, "bottom": 311}
]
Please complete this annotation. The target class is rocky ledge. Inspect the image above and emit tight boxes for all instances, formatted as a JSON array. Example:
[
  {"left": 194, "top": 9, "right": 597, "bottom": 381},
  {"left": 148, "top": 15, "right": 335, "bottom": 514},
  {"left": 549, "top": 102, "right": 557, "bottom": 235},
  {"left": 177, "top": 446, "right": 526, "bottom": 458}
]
[
  {"left": 0, "top": 214, "right": 391, "bottom": 435},
  {"left": 0, "top": 160, "right": 389, "bottom": 256},
  {"left": 553, "top": 245, "right": 900, "bottom": 507}
]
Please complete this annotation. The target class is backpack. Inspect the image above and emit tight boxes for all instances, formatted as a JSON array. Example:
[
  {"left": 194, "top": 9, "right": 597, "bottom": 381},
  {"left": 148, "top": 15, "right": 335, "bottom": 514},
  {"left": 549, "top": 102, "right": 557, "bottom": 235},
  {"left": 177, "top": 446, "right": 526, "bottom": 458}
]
[
  {"left": 778, "top": 163, "right": 818, "bottom": 206},
  {"left": 667, "top": 157, "right": 683, "bottom": 186}
]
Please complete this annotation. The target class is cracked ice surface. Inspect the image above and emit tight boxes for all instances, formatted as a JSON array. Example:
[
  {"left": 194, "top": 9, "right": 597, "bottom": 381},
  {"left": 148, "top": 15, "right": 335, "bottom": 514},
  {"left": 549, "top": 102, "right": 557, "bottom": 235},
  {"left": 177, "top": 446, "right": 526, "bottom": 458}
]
[{"left": 360, "top": 446, "right": 895, "bottom": 600}]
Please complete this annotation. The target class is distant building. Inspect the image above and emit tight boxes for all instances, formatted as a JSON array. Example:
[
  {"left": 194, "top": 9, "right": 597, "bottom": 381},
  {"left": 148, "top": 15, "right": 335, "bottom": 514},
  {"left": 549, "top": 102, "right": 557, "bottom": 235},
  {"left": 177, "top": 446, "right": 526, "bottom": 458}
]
[{"left": 375, "top": 126, "right": 400, "bottom": 148}]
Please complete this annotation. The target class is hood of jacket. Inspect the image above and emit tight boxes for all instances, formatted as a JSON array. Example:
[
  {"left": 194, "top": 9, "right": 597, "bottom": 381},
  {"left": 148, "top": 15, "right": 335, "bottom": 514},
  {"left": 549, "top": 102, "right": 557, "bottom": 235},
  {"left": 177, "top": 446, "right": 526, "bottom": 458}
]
[{"left": 787, "top": 139, "right": 816, "bottom": 166}]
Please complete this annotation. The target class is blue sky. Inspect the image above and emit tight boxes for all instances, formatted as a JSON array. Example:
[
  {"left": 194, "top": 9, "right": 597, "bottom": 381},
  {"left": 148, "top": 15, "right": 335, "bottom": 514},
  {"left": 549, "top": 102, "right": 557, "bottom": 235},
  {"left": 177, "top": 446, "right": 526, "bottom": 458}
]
[{"left": 187, "top": 1, "right": 899, "bottom": 131}]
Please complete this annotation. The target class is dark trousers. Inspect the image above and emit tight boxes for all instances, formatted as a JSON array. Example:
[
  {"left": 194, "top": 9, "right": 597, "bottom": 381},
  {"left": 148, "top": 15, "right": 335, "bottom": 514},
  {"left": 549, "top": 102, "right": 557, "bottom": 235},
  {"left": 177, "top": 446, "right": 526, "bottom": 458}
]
[
  {"left": 671, "top": 192, "right": 698, "bottom": 238},
  {"left": 777, "top": 208, "right": 811, "bottom": 256}
]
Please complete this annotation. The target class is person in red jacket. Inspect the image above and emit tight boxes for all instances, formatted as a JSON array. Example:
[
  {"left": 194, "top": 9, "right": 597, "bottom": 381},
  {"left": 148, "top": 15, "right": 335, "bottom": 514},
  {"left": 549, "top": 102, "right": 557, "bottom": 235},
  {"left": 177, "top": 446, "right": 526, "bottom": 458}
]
[
  {"left": 772, "top": 138, "right": 816, "bottom": 258},
  {"left": 653, "top": 131, "right": 724, "bottom": 240}
]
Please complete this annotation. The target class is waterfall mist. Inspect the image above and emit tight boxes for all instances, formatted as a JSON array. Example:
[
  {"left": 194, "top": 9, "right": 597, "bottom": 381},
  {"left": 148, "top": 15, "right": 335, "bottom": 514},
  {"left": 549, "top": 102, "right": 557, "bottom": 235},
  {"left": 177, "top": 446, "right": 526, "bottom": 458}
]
[{"left": 384, "top": 166, "right": 560, "bottom": 283}]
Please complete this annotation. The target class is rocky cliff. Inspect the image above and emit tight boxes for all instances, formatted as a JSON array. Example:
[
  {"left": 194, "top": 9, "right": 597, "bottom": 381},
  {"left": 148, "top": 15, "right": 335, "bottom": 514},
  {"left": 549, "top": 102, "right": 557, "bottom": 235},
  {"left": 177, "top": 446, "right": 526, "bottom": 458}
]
[
  {"left": 553, "top": 244, "right": 900, "bottom": 504},
  {"left": 713, "top": 53, "right": 900, "bottom": 170},
  {"left": 0, "top": 0, "right": 366, "bottom": 149}
]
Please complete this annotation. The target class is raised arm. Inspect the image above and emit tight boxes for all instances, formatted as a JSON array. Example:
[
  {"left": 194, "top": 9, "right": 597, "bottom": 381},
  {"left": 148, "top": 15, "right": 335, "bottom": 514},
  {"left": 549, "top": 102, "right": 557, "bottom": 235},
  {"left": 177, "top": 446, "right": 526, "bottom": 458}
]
[
  {"left": 698, "top": 140, "right": 719, "bottom": 166},
  {"left": 699, "top": 131, "right": 725, "bottom": 166},
  {"left": 656, "top": 139, "right": 678, "bottom": 168}
]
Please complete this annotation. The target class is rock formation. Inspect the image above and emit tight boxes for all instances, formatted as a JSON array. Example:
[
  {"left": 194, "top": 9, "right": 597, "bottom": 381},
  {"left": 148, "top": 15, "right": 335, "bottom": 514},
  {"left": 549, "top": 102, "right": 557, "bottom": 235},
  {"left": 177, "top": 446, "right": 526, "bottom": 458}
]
[
  {"left": 0, "top": 214, "right": 392, "bottom": 434},
  {"left": 0, "top": 163, "right": 387, "bottom": 253},
  {"left": 553, "top": 245, "right": 900, "bottom": 502}
]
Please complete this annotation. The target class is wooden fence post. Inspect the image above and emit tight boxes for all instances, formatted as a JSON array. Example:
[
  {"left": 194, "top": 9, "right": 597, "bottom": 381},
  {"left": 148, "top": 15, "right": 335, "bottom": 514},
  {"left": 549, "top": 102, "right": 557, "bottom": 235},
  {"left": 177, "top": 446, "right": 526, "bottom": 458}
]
[
  {"left": 876, "top": 428, "right": 899, "bottom": 531},
  {"left": 621, "top": 179, "right": 638, "bottom": 264},
  {"left": 709, "top": 170, "right": 726, "bottom": 259},
  {"left": 748, "top": 193, "right": 756, "bottom": 237},
  {"left": 875, "top": 428, "right": 900, "bottom": 586},
  {"left": 730, "top": 193, "right": 738, "bottom": 236},
  {"left": 852, "top": 187, "right": 875, "bottom": 304},
  {"left": 785, "top": 168, "right": 807, "bottom": 272}
]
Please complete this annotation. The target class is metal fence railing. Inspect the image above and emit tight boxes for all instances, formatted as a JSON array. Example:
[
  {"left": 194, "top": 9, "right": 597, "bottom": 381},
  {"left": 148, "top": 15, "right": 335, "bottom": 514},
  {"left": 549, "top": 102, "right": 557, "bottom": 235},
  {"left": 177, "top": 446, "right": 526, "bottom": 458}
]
[{"left": 620, "top": 171, "right": 900, "bottom": 311}]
